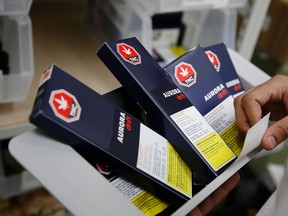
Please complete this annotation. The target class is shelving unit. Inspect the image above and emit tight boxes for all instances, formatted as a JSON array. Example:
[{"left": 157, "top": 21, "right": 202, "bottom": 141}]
[
  {"left": 0, "top": 0, "right": 34, "bottom": 104},
  {"left": 237, "top": 0, "right": 271, "bottom": 60},
  {"left": 0, "top": 125, "right": 40, "bottom": 199},
  {"left": 0, "top": 0, "right": 38, "bottom": 199},
  {"left": 0, "top": 15, "right": 34, "bottom": 103},
  {"left": 0, "top": 0, "right": 120, "bottom": 200},
  {"left": 90, "top": 0, "right": 247, "bottom": 52},
  {"left": 0, "top": 0, "right": 32, "bottom": 15},
  {"left": 0, "top": 168, "right": 41, "bottom": 198},
  {"left": 135, "top": 0, "right": 247, "bottom": 13}
]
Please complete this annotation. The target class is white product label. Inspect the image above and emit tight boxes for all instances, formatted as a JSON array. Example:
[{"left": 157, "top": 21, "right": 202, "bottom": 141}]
[
  {"left": 170, "top": 106, "right": 235, "bottom": 171},
  {"left": 137, "top": 124, "right": 192, "bottom": 197},
  {"left": 171, "top": 106, "right": 214, "bottom": 143},
  {"left": 137, "top": 124, "right": 168, "bottom": 182},
  {"left": 204, "top": 96, "right": 235, "bottom": 134},
  {"left": 111, "top": 176, "right": 169, "bottom": 215},
  {"left": 111, "top": 177, "right": 143, "bottom": 200},
  {"left": 204, "top": 96, "right": 244, "bottom": 156}
]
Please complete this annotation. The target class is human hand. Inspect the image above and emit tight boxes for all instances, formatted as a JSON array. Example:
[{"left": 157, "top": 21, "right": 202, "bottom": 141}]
[
  {"left": 187, "top": 173, "right": 240, "bottom": 216},
  {"left": 234, "top": 74, "right": 288, "bottom": 150}
]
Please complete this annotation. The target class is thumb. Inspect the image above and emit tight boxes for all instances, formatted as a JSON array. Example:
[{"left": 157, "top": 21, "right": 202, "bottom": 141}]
[{"left": 262, "top": 116, "right": 288, "bottom": 150}]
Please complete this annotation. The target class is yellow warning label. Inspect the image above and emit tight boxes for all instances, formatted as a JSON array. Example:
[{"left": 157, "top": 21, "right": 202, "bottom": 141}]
[
  {"left": 195, "top": 132, "right": 235, "bottom": 171},
  {"left": 131, "top": 191, "right": 168, "bottom": 216},
  {"left": 166, "top": 142, "right": 192, "bottom": 198},
  {"left": 170, "top": 46, "right": 187, "bottom": 57},
  {"left": 220, "top": 122, "right": 244, "bottom": 156}
]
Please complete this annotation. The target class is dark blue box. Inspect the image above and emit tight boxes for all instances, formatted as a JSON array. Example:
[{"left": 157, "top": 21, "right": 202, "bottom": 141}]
[
  {"left": 204, "top": 43, "right": 245, "bottom": 98},
  {"left": 97, "top": 37, "right": 236, "bottom": 183},
  {"left": 164, "top": 45, "right": 244, "bottom": 157},
  {"left": 29, "top": 65, "right": 193, "bottom": 206}
]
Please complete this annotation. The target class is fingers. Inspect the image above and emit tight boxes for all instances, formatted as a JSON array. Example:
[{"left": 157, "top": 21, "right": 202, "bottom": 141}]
[
  {"left": 262, "top": 115, "right": 288, "bottom": 150},
  {"left": 234, "top": 92, "right": 254, "bottom": 134},
  {"left": 234, "top": 75, "right": 287, "bottom": 130},
  {"left": 188, "top": 173, "right": 240, "bottom": 216},
  {"left": 234, "top": 74, "right": 288, "bottom": 150},
  {"left": 234, "top": 88, "right": 264, "bottom": 133}
]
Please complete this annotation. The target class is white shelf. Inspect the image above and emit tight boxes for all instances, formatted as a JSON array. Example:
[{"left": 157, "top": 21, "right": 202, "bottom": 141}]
[
  {"left": 0, "top": 0, "right": 32, "bottom": 16},
  {"left": 135, "top": 0, "right": 247, "bottom": 14}
]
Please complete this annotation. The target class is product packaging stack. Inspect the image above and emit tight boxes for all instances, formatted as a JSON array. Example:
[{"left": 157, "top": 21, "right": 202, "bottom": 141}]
[{"left": 29, "top": 37, "right": 246, "bottom": 215}]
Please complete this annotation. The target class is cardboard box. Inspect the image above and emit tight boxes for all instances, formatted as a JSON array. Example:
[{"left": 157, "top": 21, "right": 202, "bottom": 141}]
[
  {"left": 164, "top": 45, "right": 244, "bottom": 156},
  {"left": 204, "top": 43, "right": 245, "bottom": 98},
  {"left": 29, "top": 65, "right": 193, "bottom": 206},
  {"left": 97, "top": 37, "right": 236, "bottom": 183}
]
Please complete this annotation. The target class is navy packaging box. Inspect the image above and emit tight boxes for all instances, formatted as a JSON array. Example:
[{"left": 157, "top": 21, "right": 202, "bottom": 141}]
[
  {"left": 97, "top": 37, "right": 236, "bottom": 183},
  {"left": 204, "top": 43, "right": 245, "bottom": 98},
  {"left": 29, "top": 65, "right": 193, "bottom": 207},
  {"left": 164, "top": 46, "right": 244, "bottom": 156}
]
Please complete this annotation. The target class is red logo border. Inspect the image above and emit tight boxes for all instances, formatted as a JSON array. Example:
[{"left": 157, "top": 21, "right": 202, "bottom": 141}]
[
  {"left": 174, "top": 62, "right": 197, "bottom": 88},
  {"left": 205, "top": 50, "right": 221, "bottom": 72},
  {"left": 116, "top": 42, "right": 141, "bottom": 65},
  {"left": 49, "top": 89, "right": 81, "bottom": 123}
]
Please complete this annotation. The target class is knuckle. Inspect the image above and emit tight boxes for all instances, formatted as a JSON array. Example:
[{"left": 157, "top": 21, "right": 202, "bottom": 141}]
[
  {"left": 239, "top": 94, "right": 251, "bottom": 106},
  {"left": 233, "top": 96, "right": 240, "bottom": 107},
  {"left": 234, "top": 94, "right": 245, "bottom": 106},
  {"left": 273, "top": 74, "right": 285, "bottom": 81},
  {"left": 275, "top": 121, "right": 288, "bottom": 143}
]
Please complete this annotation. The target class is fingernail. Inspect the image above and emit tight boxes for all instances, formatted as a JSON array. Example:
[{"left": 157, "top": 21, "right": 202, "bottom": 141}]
[{"left": 266, "top": 136, "right": 277, "bottom": 150}]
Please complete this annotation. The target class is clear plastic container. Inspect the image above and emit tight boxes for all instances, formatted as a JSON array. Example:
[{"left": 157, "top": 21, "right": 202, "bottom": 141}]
[
  {"left": 91, "top": 0, "right": 153, "bottom": 51},
  {"left": 135, "top": 0, "right": 247, "bottom": 13},
  {"left": 90, "top": 0, "right": 244, "bottom": 52},
  {"left": 0, "top": 15, "right": 34, "bottom": 103},
  {"left": 182, "top": 8, "right": 237, "bottom": 49},
  {"left": 0, "top": 170, "right": 41, "bottom": 198},
  {"left": 94, "top": 0, "right": 134, "bottom": 36},
  {"left": 0, "top": 0, "right": 32, "bottom": 16},
  {"left": 0, "top": 138, "right": 36, "bottom": 199}
]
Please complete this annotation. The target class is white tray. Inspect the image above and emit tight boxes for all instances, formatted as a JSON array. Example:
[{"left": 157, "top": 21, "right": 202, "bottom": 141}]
[{"left": 8, "top": 49, "right": 271, "bottom": 215}]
